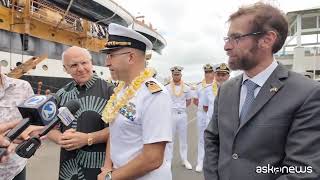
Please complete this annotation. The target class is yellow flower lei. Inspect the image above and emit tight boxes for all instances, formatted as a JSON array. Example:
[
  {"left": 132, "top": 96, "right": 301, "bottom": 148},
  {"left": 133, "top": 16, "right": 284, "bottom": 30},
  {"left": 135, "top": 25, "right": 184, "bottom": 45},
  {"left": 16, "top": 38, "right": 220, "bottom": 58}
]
[
  {"left": 102, "top": 68, "right": 154, "bottom": 123},
  {"left": 201, "top": 79, "right": 207, "bottom": 88},
  {"left": 171, "top": 80, "right": 184, "bottom": 97},
  {"left": 212, "top": 81, "right": 218, "bottom": 96}
]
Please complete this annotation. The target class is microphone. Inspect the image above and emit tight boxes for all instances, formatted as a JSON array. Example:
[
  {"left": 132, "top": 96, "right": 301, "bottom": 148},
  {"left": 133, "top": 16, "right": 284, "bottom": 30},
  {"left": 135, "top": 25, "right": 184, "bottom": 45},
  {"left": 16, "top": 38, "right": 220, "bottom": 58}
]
[
  {"left": 15, "top": 100, "right": 80, "bottom": 158},
  {"left": 39, "top": 100, "right": 80, "bottom": 137},
  {"left": 18, "top": 94, "right": 59, "bottom": 126},
  {"left": 2, "top": 95, "right": 58, "bottom": 143},
  {"left": 0, "top": 94, "right": 58, "bottom": 157}
]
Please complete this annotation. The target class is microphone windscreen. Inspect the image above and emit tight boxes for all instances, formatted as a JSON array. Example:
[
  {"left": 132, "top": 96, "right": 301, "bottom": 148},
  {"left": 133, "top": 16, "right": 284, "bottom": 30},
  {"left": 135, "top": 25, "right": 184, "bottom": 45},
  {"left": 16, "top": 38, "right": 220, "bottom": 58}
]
[{"left": 64, "top": 100, "right": 80, "bottom": 114}]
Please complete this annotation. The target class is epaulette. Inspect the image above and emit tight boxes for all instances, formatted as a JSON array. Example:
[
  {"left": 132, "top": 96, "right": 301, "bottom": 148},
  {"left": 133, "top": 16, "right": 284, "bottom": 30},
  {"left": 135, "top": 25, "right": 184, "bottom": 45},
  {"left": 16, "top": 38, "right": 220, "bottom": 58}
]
[
  {"left": 145, "top": 81, "right": 163, "bottom": 94},
  {"left": 196, "top": 82, "right": 201, "bottom": 85},
  {"left": 184, "top": 83, "right": 190, "bottom": 87}
]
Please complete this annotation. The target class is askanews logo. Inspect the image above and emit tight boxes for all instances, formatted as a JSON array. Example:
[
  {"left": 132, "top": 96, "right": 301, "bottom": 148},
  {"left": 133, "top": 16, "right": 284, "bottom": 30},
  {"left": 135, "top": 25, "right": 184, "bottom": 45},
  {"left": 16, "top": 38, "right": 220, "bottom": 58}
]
[{"left": 256, "top": 164, "right": 313, "bottom": 174}]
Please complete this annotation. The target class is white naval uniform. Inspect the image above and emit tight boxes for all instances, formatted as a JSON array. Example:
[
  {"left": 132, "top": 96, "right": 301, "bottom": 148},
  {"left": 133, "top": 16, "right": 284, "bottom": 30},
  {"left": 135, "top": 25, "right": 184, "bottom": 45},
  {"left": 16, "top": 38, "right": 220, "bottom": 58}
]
[
  {"left": 109, "top": 77, "right": 173, "bottom": 180},
  {"left": 195, "top": 82, "right": 211, "bottom": 166},
  {"left": 165, "top": 82, "right": 192, "bottom": 163},
  {"left": 203, "top": 84, "right": 216, "bottom": 126}
]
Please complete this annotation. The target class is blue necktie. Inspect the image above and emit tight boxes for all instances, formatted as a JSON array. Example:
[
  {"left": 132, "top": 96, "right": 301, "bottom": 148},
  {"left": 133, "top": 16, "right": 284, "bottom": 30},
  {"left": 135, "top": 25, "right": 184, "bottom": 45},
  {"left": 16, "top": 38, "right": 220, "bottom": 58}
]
[{"left": 240, "top": 79, "right": 259, "bottom": 124}]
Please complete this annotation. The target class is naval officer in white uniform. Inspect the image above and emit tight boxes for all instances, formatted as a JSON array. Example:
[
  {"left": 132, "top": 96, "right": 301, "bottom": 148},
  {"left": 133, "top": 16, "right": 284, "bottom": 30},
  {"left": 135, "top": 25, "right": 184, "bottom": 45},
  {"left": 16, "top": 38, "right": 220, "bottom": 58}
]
[
  {"left": 194, "top": 64, "right": 214, "bottom": 172},
  {"left": 98, "top": 23, "right": 172, "bottom": 180},
  {"left": 165, "top": 66, "right": 193, "bottom": 170},
  {"left": 203, "top": 63, "right": 230, "bottom": 128}
]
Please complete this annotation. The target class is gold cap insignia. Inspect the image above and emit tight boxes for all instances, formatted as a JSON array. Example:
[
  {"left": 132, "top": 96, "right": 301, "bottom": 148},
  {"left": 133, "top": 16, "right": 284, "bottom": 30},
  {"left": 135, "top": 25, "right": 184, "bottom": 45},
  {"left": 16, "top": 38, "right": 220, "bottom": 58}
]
[
  {"left": 203, "top": 64, "right": 213, "bottom": 71},
  {"left": 220, "top": 63, "right": 227, "bottom": 70},
  {"left": 106, "top": 41, "right": 132, "bottom": 47},
  {"left": 170, "top": 66, "right": 183, "bottom": 74}
]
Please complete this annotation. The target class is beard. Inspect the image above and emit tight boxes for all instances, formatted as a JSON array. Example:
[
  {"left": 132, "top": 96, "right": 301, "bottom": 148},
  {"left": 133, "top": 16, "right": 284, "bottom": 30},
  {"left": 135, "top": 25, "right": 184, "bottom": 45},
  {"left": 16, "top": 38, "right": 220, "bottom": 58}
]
[{"left": 228, "top": 43, "right": 259, "bottom": 71}]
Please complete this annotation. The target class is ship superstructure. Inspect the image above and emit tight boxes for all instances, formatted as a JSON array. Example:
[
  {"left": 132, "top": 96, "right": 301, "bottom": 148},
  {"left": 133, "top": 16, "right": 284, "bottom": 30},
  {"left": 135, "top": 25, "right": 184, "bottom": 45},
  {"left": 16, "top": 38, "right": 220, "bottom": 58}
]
[{"left": 0, "top": 0, "right": 166, "bottom": 93}]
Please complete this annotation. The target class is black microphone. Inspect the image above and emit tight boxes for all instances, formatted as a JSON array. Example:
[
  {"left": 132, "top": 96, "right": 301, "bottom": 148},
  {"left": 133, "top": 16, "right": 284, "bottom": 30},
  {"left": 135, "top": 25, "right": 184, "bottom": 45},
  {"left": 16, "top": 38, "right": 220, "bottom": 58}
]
[
  {"left": 18, "top": 94, "right": 59, "bottom": 126},
  {"left": 2, "top": 95, "right": 58, "bottom": 143},
  {"left": 15, "top": 100, "right": 80, "bottom": 158}
]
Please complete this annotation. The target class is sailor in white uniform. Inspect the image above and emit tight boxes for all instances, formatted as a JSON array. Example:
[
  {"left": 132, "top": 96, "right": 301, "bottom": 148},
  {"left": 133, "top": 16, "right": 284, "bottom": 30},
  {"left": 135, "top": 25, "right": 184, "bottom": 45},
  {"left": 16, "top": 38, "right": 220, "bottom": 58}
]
[
  {"left": 165, "top": 66, "right": 193, "bottom": 170},
  {"left": 98, "top": 23, "right": 172, "bottom": 180},
  {"left": 194, "top": 64, "right": 214, "bottom": 172},
  {"left": 203, "top": 63, "right": 230, "bottom": 126}
]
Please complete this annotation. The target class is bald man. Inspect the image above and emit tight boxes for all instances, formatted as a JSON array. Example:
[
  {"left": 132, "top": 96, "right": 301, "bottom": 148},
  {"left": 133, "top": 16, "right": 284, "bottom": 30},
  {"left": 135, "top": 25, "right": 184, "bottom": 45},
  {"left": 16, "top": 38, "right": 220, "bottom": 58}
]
[{"left": 48, "top": 46, "right": 114, "bottom": 180}]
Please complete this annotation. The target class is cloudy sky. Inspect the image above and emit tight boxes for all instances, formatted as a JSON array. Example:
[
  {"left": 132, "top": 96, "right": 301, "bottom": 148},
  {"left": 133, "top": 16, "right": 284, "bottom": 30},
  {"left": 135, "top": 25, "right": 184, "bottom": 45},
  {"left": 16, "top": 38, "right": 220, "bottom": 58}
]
[{"left": 115, "top": 0, "right": 320, "bottom": 82}]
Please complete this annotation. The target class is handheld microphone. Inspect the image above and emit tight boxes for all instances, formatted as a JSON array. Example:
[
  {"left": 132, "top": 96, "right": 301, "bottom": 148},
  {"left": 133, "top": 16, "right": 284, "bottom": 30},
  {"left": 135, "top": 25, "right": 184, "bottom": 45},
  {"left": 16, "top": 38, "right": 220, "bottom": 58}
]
[
  {"left": 0, "top": 94, "right": 58, "bottom": 157},
  {"left": 39, "top": 100, "right": 80, "bottom": 137},
  {"left": 18, "top": 94, "right": 58, "bottom": 126},
  {"left": 15, "top": 100, "right": 80, "bottom": 158},
  {"left": 0, "top": 94, "right": 58, "bottom": 143}
]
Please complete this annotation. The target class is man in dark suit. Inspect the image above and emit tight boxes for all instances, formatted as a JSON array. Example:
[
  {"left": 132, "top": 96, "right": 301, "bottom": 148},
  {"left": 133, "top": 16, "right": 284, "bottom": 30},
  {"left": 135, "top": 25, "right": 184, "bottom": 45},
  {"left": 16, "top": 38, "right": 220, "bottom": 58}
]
[{"left": 204, "top": 2, "right": 320, "bottom": 180}]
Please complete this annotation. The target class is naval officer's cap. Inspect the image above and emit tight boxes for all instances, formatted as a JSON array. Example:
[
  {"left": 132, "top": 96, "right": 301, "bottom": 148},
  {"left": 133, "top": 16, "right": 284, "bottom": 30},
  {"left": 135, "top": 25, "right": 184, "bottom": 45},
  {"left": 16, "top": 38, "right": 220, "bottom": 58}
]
[
  {"left": 101, "top": 23, "right": 153, "bottom": 54},
  {"left": 170, "top": 66, "right": 183, "bottom": 75},
  {"left": 215, "top": 63, "right": 230, "bottom": 74},
  {"left": 203, "top": 64, "right": 214, "bottom": 72}
]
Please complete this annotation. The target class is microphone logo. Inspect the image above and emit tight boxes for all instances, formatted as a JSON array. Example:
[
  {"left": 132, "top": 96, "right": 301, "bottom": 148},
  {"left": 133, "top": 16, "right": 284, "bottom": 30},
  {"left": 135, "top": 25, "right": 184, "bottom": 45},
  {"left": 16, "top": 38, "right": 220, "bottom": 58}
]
[
  {"left": 24, "top": 95, "right": 47, "bottom": 107},
  {"left": 41, "top": 101, "right": 57, "bottom": 121}
]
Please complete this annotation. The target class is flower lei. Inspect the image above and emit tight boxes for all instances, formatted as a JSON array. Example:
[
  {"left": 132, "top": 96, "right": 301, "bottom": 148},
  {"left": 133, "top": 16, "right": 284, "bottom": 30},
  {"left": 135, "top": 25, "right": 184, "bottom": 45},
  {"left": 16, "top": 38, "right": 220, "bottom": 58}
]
[
  {"left": 212, "top": 81, "right": 218, "bottom": 96},
  {"left": 102, "top": 68, "right": 154, "bottom": 123},
  {"left": 201, "top": 79, "right": 207, "bottom": 88},
  {"left": 171, "top": 80, "right": 184, "bottom": 97}
]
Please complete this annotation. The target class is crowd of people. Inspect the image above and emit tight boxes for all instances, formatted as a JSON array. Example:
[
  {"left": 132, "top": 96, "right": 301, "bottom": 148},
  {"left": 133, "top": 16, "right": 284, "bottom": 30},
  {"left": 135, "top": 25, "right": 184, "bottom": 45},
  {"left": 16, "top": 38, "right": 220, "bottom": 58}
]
[{"left": 1, "top": 2, "right": 320, "bottom": 180}]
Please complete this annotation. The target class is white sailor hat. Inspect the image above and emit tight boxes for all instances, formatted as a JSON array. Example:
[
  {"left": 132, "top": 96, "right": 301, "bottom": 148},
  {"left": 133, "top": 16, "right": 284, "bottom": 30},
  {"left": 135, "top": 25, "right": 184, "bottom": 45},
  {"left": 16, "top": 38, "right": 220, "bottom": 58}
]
[
  {"left": 203, "top": 64, "right": 214, "bottom": 72},
  {"left": 215, "top": 63, "right": 230, "bottom": 73},
  {"left": 101, "top": 23, "right": 153, "bottom": 53},
  {"left": 170, "top": 66, "right": 183, "bottom": 75}
]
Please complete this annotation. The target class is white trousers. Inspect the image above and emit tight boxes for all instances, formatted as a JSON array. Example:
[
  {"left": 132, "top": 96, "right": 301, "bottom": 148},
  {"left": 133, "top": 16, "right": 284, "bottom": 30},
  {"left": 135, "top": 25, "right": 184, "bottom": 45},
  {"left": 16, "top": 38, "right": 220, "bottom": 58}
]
[
  {"left": 197, "top": 110, "right": 207, "bottom": 165},
  {"left": 165, "top": 110, "right": 188, "bottom": 163}
]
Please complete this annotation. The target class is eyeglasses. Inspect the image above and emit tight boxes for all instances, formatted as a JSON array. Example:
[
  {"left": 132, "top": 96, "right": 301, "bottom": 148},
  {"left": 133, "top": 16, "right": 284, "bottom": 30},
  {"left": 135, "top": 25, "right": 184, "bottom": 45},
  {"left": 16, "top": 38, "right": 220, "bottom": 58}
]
[
  {"left": 172, "top": 73, "right": 181, "bottom": 76},
  {"left": 224, "top": 32, "right": 264, "bottom": 44},
  {"left": 106, "top": 51, "right": 131, "bottom": 59}
]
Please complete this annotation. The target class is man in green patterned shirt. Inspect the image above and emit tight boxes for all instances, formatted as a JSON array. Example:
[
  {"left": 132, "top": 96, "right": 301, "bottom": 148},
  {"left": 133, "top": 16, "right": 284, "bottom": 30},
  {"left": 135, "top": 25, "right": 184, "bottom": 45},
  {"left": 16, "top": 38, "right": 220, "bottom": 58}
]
[{"left": 48, "top": 46, "right": 114, "bottom": 180}]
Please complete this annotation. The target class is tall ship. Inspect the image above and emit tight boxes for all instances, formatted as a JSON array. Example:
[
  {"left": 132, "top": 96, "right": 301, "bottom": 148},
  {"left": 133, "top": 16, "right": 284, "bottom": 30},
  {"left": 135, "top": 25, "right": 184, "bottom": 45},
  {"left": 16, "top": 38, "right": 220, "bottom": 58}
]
[{"left": 0, "top": 0, "right": 166, "bottom": 93}]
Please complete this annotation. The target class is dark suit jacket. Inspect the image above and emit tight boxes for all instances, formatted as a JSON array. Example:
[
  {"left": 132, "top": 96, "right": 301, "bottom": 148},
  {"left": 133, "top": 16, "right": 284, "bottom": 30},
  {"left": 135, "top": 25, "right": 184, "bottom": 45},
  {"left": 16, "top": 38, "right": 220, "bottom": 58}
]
[{"left": 203, "top": 64, "right": 320, "bottom": 180}]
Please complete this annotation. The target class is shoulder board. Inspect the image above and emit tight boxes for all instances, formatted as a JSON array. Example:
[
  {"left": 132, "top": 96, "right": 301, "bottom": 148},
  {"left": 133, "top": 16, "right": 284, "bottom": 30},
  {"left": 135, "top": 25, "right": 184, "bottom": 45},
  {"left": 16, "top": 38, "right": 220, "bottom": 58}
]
[
  {"left": 184, "top": 83, "right": 190, "bottom": 87},
  {"left": 196, "top": 82, "right": 201, "bottom": 85},
  {"left": 164, "top": 82, "right": 170, "bottom": 86},
  {"left": 145, "top": 81, "right": 163, "bottom": 94}
]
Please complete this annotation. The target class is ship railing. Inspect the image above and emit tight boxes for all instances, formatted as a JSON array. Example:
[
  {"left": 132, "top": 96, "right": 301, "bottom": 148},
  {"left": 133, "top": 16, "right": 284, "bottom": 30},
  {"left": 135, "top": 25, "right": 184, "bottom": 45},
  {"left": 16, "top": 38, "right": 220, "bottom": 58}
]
[
  {"left": 1, "top": 0, "right": 108, "bottom": 39},
  {"left": 29, "top": 0, "right": 108, "bottom": 39},
  {"left": 30, "top": 0, "right": 80, "bottom": 32},
  {"left": 1, "top": 0, "right": 24, "bottom": 11}
]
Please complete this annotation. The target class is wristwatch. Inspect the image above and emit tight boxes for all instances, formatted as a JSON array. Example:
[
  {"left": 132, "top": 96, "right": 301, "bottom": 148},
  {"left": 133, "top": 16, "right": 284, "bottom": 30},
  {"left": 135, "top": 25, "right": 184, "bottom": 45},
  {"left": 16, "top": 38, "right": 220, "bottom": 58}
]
[
  {"left": 105, "top": 171, "right": 112, "bottom": 180},
  {"left": 87, "top": 133, "right": 93, "bottom": 146}
]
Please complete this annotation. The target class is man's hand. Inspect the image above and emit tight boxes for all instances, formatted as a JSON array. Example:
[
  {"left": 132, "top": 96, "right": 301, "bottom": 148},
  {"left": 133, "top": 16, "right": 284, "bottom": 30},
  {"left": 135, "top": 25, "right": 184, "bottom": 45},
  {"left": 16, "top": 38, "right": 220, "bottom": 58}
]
[
  {"left": 60, "top": 128, "right": 88, "bottom": 151},
  {"left": 0, "top": 121, "right": 20, "bottom": 163},
  {"left": 13, "top": 125, "right": 44, "bottom": 144},
  {"left": 97, "top": 167, "right": 112, "bottom": 180},
  {"left": 0, "top": 121, "right": 19, "bottom": 146}
]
